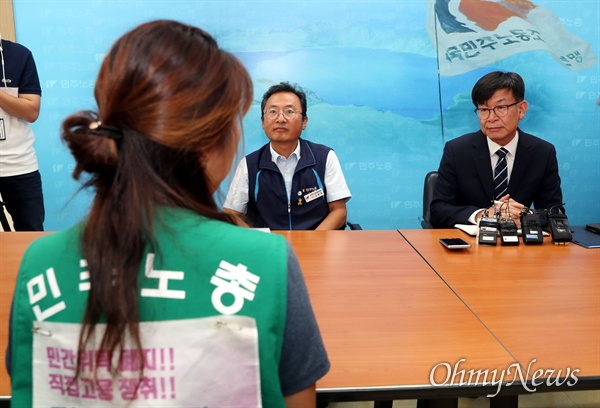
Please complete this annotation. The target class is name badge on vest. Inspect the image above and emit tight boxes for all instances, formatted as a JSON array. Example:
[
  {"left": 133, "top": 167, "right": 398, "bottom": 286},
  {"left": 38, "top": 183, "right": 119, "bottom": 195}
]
[{"left": 304, "top": 188, "right": 324, "bottom": 203}]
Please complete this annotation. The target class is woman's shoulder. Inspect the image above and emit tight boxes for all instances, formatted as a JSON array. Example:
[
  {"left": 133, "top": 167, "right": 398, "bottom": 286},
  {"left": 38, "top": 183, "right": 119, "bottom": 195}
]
[
  {"left": 24, "top": 224, "right": 82, "bottom": 256},
  {"left": 17, "top": 225, "right": 84, "bottom": 283},
  {"left": 159, "top": 208, "right": 287, "bottom": 249},
  {"left": 209, "top": 219, "right": 287, "bottom": 248}
]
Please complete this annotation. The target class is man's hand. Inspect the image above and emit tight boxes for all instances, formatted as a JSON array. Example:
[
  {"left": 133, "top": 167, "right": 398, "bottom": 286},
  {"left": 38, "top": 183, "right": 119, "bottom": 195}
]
[
  {"left": 475, "top": 194, "right": 525, "bottom": 228},
  {"left": 316, "top": 199, "right": 347, "bottom": 230},
  {"left": 496, "top": 194, "right": 525, "bottom": 228}
]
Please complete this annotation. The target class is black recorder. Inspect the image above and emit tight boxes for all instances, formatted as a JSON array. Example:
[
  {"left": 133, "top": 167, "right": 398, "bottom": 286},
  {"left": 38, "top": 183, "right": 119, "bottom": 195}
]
[
  {"left": 495, "top": 201, "right": 519, "bottom": 246},
  {"left": 499, "top": 217, "right": 519, "bottom": 246},
  {"left": 520, "top": 210, "right": 544, "bottom": 245},
  {"left": 546, "top": 205, "right": 572, "bottom": 245},
  {"left": 478, "top": 216, "right": 499, "bottom": 246}
]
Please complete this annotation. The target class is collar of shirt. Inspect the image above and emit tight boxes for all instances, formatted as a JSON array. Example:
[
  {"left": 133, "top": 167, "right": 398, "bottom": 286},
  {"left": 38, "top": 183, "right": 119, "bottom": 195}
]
[
  {"left": 487, "top": 130, "right": 519, "bottom": 180},
  {"left": 269, "top": 142, "right": 301, "bottom": 163}
]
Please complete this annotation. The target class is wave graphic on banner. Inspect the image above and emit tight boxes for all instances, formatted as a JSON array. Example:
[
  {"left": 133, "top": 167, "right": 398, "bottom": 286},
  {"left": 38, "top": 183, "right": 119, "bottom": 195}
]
[{"left": 428, "top": 0, "right": 598, "bottom": 76}]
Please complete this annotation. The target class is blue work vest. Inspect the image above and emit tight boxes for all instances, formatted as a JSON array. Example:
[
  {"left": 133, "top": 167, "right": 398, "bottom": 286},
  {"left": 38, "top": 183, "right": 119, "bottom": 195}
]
[{"left": 247, "top": 139, "right": 331, "bottom": 230}]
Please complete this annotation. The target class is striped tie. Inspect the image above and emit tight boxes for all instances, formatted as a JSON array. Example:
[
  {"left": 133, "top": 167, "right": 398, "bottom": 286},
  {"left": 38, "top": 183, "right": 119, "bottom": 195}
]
[{"left": 494, "top": 147, "right": 508, "bottom": 199}]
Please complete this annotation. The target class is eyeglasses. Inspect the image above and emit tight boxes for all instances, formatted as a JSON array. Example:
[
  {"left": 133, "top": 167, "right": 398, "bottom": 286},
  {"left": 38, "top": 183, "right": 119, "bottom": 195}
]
[
  {"left": 263, "top": 108, "right": 302, "bottom": 120},
  {"left": 474, "top": 101, "right": 521, "bottom": 119}
]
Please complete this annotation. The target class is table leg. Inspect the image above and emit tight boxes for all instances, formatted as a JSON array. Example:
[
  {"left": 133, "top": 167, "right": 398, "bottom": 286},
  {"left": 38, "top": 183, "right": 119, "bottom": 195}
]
[
  {"left": 416, "top": 398, "right": 458, "bottom": 408},
  {"left": 490, "top": 395, "right": 518, "bottom": 408}
]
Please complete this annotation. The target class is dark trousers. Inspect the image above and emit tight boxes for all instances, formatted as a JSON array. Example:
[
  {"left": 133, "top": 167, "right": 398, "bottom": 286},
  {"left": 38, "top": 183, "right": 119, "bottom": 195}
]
[{"left": 0, "top": 170, "right": 45, "bottom": 231}]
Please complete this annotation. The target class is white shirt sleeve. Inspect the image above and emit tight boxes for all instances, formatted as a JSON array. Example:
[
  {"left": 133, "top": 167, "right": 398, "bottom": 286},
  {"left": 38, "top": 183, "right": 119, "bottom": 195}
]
[
  {"left": 324, "top": 150, "right": 351, "bottom": 203},
  {"left": 468, "top": 210, "right": 481, "bottom": 224},
  {"left": 223, "top": 157, "right": 249, "bottom": 213}
]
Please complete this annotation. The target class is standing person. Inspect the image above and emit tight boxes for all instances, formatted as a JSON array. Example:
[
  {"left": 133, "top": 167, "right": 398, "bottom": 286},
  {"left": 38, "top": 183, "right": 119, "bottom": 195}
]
[
  {"left": 224, "top": 82, "right": 352, "bottom": 230},
  {"left": 0, "top": 34, "right": 44, "bottom": 231},
  {"left": 430, "top": 71, "right": 563, "bottom": 229},
  {"left": 7, "top": 20, "right": 329, "bottom": 407}
]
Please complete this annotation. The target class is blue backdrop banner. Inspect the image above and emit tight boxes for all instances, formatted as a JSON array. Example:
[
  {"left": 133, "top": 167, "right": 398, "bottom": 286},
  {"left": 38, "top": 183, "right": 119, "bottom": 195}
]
[{"left": 11, "top": 0, "right": 600, "bottom": 230}]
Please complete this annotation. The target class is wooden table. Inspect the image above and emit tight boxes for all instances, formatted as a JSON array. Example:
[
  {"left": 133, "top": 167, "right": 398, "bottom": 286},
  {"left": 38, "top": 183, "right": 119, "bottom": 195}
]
[
  {"left": 399, "top": 229, "right": 600, "bottom": 394},
  {"left": 278, "top": 230, "right": 517, "bottom": 402},
  {"left": 3, "top": 229, "right": 598, "bottom": 404},
  {"left": 1, "top": 230, "right": 516, "bottom": 403}
]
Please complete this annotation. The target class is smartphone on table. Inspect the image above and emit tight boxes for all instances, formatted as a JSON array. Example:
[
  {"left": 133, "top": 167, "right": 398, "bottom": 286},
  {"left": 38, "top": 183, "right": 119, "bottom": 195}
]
[{"left": 439, "top": 237, "right": 471, "bottom": 249}]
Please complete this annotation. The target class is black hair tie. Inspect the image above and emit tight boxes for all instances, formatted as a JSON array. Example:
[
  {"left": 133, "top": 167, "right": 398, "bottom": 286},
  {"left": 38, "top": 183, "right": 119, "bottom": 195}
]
[{"left": 89, "top": 121, "right": 123, "bottom": 139}]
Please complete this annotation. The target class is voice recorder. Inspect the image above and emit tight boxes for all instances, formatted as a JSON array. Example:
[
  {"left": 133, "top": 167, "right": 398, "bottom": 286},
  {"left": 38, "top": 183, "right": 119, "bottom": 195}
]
[
  {"left": 546, "top": 205, "right": 572, "bottom": 244},
  {"left": 478, "top": 216, "right": 499, "bottom": 246},
  {"left": 520, "top": 210, "right": 544, "bottom": 245}
]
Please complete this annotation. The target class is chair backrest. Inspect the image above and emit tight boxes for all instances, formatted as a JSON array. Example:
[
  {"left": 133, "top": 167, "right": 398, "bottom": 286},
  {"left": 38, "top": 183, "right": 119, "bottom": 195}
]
[
  {"left": 346, "top": 222, "right": 363, "bottom": 230},
  {"left": 420, "top": 171, "right": 438, "bottom": 229}
]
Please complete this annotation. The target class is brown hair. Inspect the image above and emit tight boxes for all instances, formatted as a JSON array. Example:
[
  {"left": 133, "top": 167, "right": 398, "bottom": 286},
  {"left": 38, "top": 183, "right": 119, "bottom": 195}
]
[{"left": 61, "top": 20, "right": 252, "bottom": 379}]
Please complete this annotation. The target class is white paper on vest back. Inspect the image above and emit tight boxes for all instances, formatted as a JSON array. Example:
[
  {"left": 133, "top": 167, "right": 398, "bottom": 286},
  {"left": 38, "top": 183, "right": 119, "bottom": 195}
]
[{"left": 32, "top": 315, "right": 261, "bottom": 407}]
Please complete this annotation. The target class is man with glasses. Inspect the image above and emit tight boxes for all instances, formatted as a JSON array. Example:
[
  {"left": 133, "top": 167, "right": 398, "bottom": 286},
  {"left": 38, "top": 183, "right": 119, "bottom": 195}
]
[
  {"left": 430, "top": 71, "right": 563, "bottom": 228},
  {"left": 224, "top": 82, "right": 351, "bottom": 230}
]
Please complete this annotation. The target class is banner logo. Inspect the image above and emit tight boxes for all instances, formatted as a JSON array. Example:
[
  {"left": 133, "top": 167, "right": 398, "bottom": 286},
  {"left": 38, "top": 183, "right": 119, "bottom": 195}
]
[
  {"left": 430, "top": 358, "right": 580, "bottom": 397},
  {"left": 428, "top": 0, "right": 598, "bottom": 76}
]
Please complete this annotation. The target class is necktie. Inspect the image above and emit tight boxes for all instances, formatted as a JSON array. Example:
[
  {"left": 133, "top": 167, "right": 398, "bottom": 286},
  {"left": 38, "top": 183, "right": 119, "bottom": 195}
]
[{"left": 494, "top": 147, "right": 508, "bottom": 199}]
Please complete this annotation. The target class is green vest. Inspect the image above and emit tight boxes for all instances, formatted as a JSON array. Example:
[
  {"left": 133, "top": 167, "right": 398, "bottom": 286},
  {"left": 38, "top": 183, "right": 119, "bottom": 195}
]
[{"left": 11, "top": 208, "right": 288, "bottom": 407}]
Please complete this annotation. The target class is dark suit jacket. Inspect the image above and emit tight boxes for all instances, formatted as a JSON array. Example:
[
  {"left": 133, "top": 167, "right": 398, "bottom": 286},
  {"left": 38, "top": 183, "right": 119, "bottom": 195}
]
[{"left": 430, "top": 129, "right": 563, "bottom": 228}]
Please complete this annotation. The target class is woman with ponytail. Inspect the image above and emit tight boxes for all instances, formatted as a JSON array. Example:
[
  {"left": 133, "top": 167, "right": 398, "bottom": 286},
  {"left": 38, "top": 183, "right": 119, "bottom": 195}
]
[{"left": 7, "top": 20, "right": 329, "bottom": 407}]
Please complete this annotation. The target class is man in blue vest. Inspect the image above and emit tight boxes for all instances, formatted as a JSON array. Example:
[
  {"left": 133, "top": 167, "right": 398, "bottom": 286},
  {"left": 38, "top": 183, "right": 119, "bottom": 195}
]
[{"left": 224, "top": 82, "right": 351, "bottom": 230}]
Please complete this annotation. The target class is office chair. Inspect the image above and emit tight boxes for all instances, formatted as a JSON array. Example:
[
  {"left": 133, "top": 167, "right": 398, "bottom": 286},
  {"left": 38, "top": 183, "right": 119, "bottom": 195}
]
[
  {"left": 419, "top": 171, "right": 438, "bottom": 229},
  {"left": 346, "top": 221, "right": 363, "bottom": 230}
]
